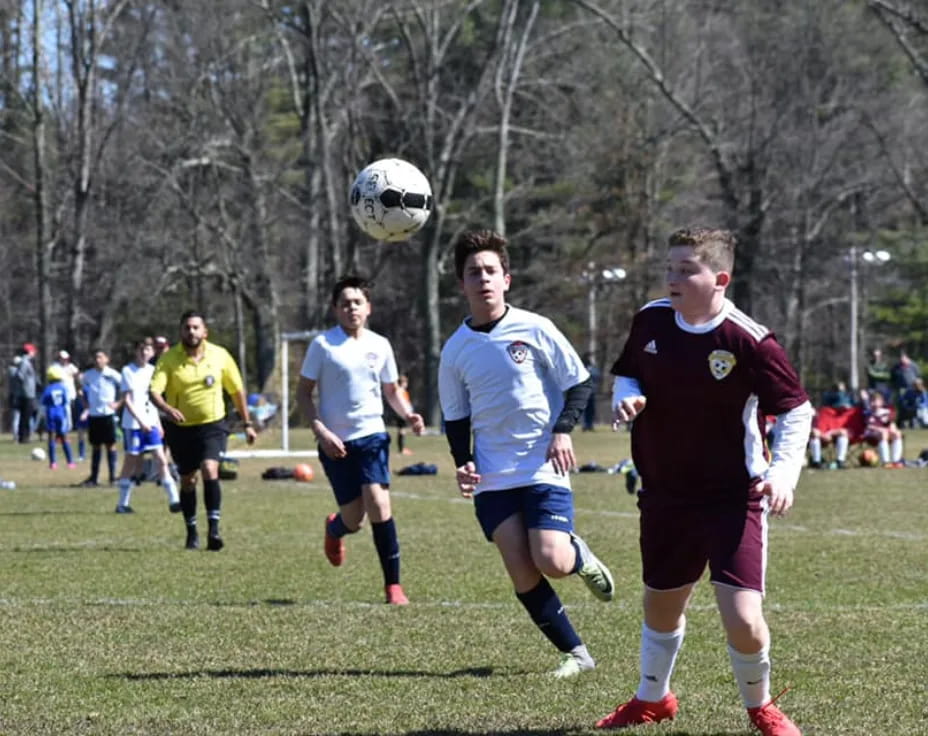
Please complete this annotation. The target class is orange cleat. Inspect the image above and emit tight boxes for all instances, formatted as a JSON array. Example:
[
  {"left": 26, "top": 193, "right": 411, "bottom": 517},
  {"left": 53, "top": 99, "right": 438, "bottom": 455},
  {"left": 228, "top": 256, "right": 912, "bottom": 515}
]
[
  {"left": 323, "top": 513, "right": 345, "bottom": 566},
  {"left": 385, "top": 584, "right": 409, "bottom": 605},
  {"left": 748, "top": 699, "right": 801, "bottom": 736},
  {"left": 595, "top": 693, "right": 678, "bottom": 729}
]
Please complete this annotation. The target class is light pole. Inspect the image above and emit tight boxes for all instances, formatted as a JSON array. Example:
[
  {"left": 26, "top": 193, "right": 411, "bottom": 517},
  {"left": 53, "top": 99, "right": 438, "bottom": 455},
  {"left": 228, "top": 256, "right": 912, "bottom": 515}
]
[
  {"left": 848, "top": 246, "right": 890, "bottom": 390},
  {"left": 583, "top": 263, "right": 626, "bottom": 361}
]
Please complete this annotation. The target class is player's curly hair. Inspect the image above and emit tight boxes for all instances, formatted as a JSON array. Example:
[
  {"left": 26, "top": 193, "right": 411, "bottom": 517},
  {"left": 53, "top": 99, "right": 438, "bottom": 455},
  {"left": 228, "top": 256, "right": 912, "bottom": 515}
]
[
  {"left": 331, "top": 274, "right": 372, "bottom": 306},
  {"left": 668, "top": 226, "right": 735, "bottom": 273},
  {"left": 453, "top": 229, "right": 510, "bottom": 279}
]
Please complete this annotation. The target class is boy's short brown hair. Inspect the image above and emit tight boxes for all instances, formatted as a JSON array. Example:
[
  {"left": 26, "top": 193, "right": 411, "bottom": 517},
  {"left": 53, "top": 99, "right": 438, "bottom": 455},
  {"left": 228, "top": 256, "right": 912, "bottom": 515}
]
[
  {"left": 668, "top": 226, "right": 735, "bottom": 273},
  {"left": 453, "top": 229, "right": 510, "bottom": 279},
  {"left": 331, "top": 275, "right": 372, "bottom": 306}
]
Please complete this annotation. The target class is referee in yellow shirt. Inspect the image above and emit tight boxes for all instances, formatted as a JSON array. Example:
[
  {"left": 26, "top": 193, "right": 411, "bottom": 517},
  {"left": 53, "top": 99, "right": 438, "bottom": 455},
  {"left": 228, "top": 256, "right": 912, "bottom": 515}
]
[{"left": 150, "top": 310, "right": 257, "bottom": 551}]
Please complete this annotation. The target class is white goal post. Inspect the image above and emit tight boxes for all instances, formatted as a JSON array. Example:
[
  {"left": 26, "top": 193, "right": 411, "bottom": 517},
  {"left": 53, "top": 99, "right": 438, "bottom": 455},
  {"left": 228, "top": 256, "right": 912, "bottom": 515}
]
[{"left": 280, "top": 330, "right": 320, "bottom": 453}]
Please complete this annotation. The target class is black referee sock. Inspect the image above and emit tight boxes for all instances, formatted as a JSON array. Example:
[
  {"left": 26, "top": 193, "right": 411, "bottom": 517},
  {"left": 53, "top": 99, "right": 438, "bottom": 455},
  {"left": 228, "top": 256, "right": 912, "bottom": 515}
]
[
  {"left": 180, "top": 489, "right": 197, "bottom": 525},
  {"left": 204, "top": 478, "right": 221, "bottom": 535},
  {"left": 90, "top": 447, "right": 101, "bottom": 482},
  {"left": 516, "top": 578, "right": 582, "bottom": 653}
]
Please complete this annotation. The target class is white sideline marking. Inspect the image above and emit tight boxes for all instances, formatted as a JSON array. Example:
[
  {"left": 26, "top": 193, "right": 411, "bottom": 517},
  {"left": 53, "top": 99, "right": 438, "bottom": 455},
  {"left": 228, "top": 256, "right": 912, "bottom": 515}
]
[{"left": 224, "top": 449, "right": 317, "bottom": 459}]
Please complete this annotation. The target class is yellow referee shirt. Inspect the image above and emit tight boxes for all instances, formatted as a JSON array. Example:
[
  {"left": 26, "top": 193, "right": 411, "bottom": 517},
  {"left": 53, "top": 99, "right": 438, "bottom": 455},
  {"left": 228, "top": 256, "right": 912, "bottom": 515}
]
[{"left": 150, "top": 341, "right": 245, "bottom": 426}]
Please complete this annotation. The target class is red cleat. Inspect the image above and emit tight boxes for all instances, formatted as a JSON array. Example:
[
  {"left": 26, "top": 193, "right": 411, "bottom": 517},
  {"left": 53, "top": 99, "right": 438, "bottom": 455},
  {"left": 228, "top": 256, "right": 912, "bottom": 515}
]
[
  {"left": 323, "top": 513, "right": 345, "bottom": 566},
  {"left": 385, "top": 584, "right": 409, "bottom": 605},
  {"left": 595, "top": 693, "right": 678, "bottom": 729},
  {"left": 748, "top": 699, "right": 801, "bottom": 736}
]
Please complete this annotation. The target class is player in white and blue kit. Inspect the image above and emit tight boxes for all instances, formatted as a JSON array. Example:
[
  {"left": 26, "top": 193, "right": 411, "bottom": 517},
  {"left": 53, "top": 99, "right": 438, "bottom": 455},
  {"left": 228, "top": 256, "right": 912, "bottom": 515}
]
[
  {"left": 297, "top": 276, "right": 425, "bottom": 605},
  {"left": 114, "top": 338, "right": 181, "bottom": 514},
  {"left": 439, "top": 229, "right": 615, "bottom": 679},
  {"left": 40, "top": 366, "right": 75, "bottom": 469}
]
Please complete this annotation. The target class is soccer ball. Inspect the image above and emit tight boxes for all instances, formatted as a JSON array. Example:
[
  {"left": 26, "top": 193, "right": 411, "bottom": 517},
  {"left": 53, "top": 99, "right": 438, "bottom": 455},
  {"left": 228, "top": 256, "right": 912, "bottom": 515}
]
[
  {"left": 859, "top": 448, "right": 879, "bottom": 467},
  {"left": 349, "top": 158, "right": 432, "bottom": 242},
  {"left": 31, "top": 447, "right": 46, "bottom": 461},
  {"left": 293, "top": 463, "right": 314, "bottom": 482}
]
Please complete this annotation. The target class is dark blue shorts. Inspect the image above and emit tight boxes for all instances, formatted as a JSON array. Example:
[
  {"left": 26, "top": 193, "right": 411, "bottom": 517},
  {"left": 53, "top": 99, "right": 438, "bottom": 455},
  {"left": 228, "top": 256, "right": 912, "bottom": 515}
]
[
  {"left": 473, "top": 484, "right": 574, "bottom": 541},
  {"left": 319, "top": 432, "right": 391, "bottom": 505}
]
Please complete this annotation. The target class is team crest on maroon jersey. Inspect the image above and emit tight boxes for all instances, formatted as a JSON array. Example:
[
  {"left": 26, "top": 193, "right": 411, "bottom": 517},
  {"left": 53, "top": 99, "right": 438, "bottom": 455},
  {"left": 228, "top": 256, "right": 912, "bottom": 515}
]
[
  {"left": 708, "top": 349, "right": 737, "bottom": 380},
  {"left": 507, "top": 341, "right": 529, "bottom": 364}
]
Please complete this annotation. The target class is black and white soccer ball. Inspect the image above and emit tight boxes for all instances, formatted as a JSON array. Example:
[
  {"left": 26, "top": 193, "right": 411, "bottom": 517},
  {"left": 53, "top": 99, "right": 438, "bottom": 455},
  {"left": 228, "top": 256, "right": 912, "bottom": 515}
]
[{"left": 349, "top": 158, "right": 433, "bottom": 242}]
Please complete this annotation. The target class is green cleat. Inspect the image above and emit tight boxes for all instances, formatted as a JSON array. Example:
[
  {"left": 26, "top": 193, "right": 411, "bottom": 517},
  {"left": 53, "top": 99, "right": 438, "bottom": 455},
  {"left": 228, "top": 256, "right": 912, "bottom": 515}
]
[
  {"left": 551, "top": 649, "right": 595, "bottom": 679},
  {"left": 571, "top": 532, "right": 615, "bottom": 602}
]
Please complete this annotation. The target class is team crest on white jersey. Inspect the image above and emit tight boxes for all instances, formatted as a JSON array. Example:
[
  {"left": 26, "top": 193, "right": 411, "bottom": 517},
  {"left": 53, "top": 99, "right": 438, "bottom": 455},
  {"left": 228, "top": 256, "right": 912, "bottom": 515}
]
[
  {"left": 708, "top": 349, "right": 736, "bottom": 380},
  {"left": 366, "top": 352, "right": 378, "bottom": 369},
  {"left": 507, "top": 341, "right": 529, "bottom": 364},
  {"left": 644, "top": 340, "right": 657, "bottom": 354}
]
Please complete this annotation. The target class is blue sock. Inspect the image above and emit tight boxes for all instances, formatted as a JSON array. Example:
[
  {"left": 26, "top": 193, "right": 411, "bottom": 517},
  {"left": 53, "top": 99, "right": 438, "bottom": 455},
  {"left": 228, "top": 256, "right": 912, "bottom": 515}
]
[
  {"left": 62, "top": 440, "right": 73, "bottom": 464},
  {"left": 47, "top": 439, "right": 56, "bottom": 465},
  {"left": 371, "top": 518, "right": 400, "bottom": 586},
  {"left": 516, "top": 578, "right": 582, "bottom": 653},
  {"left": 327, "top": 513, "right": 352, "bottom": 538},
  {"left": 78, "top": 437, "right": 86, "bottom": 459}
]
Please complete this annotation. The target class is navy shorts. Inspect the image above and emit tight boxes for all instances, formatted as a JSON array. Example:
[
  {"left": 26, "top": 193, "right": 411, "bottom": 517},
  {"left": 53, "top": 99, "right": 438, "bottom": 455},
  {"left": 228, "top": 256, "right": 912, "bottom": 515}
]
[
  {"left": 473, "top": 484, "right": 574, "bottom": 541},
  {"left": 319, "top": 432, "right": 391, "bottom": 505},
  {"left": 638, "top": 498, "right": 768, "bottom": 593}
]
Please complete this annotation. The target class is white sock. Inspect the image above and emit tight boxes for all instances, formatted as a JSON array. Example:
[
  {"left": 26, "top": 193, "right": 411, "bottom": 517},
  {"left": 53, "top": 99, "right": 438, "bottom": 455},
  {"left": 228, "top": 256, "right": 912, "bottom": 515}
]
[
  {"left": 162, "top": 475, "right": 179, "bottom": 504},
  {"left": 891, "top": 437, "right": 903, "bottom": 463},
  {"left": 636, "top": 622, "right": 684, "bottom": 702},
  {"left": 728, "top": 644, "right": 771, "bottom": 708},
  {"left": 809, "top": 437, "right": 822, "bottom": 463},
  {"left": 118, "top": 478, "right": 133, "bottom": 507},
  {"left": 878, "top": 439, "right": 890, "bottom": 464},
  {"left": 835, "top": 434, "right": 849, "bottom": 462}
]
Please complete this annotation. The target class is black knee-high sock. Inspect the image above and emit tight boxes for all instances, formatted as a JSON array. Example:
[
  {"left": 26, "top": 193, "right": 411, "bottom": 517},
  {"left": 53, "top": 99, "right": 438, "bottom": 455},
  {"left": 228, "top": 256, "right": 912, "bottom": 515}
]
[
  {"left": 516, "top": 578, "right": 582, "bottom": 653},
  {"left": 371, "top": 518, "right": 400, "bottom": 586},
  {"left": 397, "top": 431, "right": 405, "bottom": 452},
  {"left": 107, "top": 449, "right": 117, "bottom": 483},
  {"left": 90, "top": 446, "right": 102, "bottom": 482},
  {"left": 180, "top": 489, "right": 197, "bottom": 527},
  {"left": 203, "top": 478, "right": 221, "bottom": 535}
]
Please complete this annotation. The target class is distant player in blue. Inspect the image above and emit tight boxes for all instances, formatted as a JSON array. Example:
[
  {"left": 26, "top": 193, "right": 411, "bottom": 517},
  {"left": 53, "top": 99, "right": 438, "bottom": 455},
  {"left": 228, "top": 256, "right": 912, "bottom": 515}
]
[{"left": 40, "top": 366, "right": 75, "bottom": 470}]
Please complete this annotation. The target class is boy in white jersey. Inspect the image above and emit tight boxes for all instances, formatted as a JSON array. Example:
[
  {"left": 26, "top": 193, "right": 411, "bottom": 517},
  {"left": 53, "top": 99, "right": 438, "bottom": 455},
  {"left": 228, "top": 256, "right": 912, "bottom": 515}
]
[
  {"left": 438, "top": 229, "right": 615, "bottom": 679},
  {"left": 114, "top": 338, "right": 180, "bottom": 514},
  {"left": 297, "top": 276, "right": 424, "bottom": 605}
]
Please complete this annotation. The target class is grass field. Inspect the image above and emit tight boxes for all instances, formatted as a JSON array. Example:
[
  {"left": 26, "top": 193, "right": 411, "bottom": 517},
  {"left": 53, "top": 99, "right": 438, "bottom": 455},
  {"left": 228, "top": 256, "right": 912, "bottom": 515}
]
[{"left": 1, "top": 426, "right": 926, "bottom": 735}]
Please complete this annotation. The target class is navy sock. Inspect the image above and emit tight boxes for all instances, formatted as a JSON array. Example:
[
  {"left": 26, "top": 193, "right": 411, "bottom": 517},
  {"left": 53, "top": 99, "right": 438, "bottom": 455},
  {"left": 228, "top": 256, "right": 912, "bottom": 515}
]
[
  {"left": 47, "top": 439, "right": 56, "bottom": 465},
  {"left": 62, "top": 440, "right": 73, "bottom": 464},
  {"left": 327, "top": 513, "right": 352, "bottom": 538},
  {"left": 91, "top": 447, "right": 101, "bottom": 481},
  {"left": 371, "top": 518, "right": 400, "bottom": 586},
  {"left": 203, "top": 478, "right": 221, "bottom": 535},
  {"left": 516, "top": 578, "right": 582, "bottom": 653},
  {"left": 107, "top": 449, "right": 118, "bottom": 483}
]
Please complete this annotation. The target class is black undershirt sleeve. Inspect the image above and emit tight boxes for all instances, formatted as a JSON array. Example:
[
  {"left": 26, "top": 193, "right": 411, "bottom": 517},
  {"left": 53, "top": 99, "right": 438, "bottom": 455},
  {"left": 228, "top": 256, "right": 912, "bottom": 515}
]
[
  {"left": 444, "top": 417, "right": 473, "bottom": 467},
  {"left": 553, "top": 376, "right": 594, "bottom": 434}
]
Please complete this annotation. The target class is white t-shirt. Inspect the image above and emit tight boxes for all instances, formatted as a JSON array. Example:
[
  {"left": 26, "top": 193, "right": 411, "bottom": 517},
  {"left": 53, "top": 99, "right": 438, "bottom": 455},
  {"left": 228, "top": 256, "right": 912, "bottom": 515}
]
[
  {"left": 439, "top": 306, "right": 589, "bottom": 494},
  {"left": 82, "top": 366, "right": 122, "bottom": 417},
  {"left": 300, "top": 325, "right": 399, "bottom": 442},
  {"left": 51, "top": 361, "right": 80, "bottom": 401},
  {"left": 120, "top": 362, "right": 158, "bottom": 430}
]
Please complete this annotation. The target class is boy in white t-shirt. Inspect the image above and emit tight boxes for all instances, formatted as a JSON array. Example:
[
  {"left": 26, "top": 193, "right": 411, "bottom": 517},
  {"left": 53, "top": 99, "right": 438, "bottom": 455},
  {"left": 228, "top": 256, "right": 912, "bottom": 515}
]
[
  {"left": 438, "top": 229, "right": 615, "bottom": 679},
  {"left": 114, "top": 338, "right": 180, "bottom": 514},
  {"left": 297, "top": 276, "right": 424, "bottom": 605}
]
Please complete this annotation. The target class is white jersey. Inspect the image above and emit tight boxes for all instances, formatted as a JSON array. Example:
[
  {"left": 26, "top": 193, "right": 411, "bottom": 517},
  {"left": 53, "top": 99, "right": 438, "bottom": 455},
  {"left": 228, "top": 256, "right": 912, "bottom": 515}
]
[
  {"left": 81, "top": 366, "right": 122, "bottom": 417},
  {"left": 120, "top": 362, "right": 158, "bottom": 430},
  {"left": 439, "top": 306, "right": 589, "bottom": 494},
  {"left": 300, "top": 325, "right": 398, "bottom": 442}
]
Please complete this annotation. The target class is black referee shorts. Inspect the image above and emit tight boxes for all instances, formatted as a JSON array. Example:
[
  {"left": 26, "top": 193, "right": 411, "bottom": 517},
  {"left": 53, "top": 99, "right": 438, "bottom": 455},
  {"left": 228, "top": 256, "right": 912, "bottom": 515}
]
[{"left": 164, "top": 419, "right": 228, "bottom": 476}]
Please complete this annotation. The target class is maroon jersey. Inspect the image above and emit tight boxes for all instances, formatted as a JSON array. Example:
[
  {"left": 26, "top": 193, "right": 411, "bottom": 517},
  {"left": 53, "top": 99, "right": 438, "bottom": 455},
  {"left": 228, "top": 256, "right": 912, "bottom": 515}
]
[{"left": 611, "top": 298, "right": 808, "bottom": 506}]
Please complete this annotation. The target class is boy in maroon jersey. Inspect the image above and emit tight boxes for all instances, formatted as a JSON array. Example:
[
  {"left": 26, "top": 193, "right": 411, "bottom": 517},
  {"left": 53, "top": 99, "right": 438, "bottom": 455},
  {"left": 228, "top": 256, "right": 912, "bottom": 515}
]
[{"left": 596, "top": 227, "right": 813, "bottom": 736}]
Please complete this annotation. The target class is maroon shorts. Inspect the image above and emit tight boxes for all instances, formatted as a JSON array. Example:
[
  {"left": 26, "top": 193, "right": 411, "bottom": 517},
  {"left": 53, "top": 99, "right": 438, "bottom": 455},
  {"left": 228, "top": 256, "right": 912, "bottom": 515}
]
[{"left": 639, "top": 500, "right": 767, "bottom": 593}]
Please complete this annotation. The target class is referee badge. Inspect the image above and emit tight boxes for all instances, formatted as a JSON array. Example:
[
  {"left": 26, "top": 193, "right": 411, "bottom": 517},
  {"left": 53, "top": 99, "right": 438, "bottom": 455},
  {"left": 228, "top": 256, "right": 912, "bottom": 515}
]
[
  {"left": 708, "top": 349, "right": 736, "bottom": 380},
  {"left": 507, "top": 340, "right": 529, "bottom": 364},
  {"left": 204, "top": 374, "right": 216, "bottom": 387}
]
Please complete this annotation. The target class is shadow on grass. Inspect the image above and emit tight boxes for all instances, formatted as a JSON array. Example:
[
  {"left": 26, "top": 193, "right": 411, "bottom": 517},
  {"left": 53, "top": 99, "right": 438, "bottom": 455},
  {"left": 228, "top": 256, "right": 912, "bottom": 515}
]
[
  {"left": 332, "top": 730, "right": 740, "bottom": 736},
  {"left": 112, "top": 666, "right": 518, "bottom": 680},
  {"left": 0, "top": 510, "right": 102, "bottom": 516}
]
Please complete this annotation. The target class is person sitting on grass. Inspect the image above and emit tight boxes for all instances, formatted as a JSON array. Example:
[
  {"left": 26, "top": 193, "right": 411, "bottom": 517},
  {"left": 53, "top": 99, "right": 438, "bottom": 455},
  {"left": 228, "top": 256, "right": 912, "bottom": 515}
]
[{"left": 863, "top": 392, "right": 904, "bottom": 468}]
